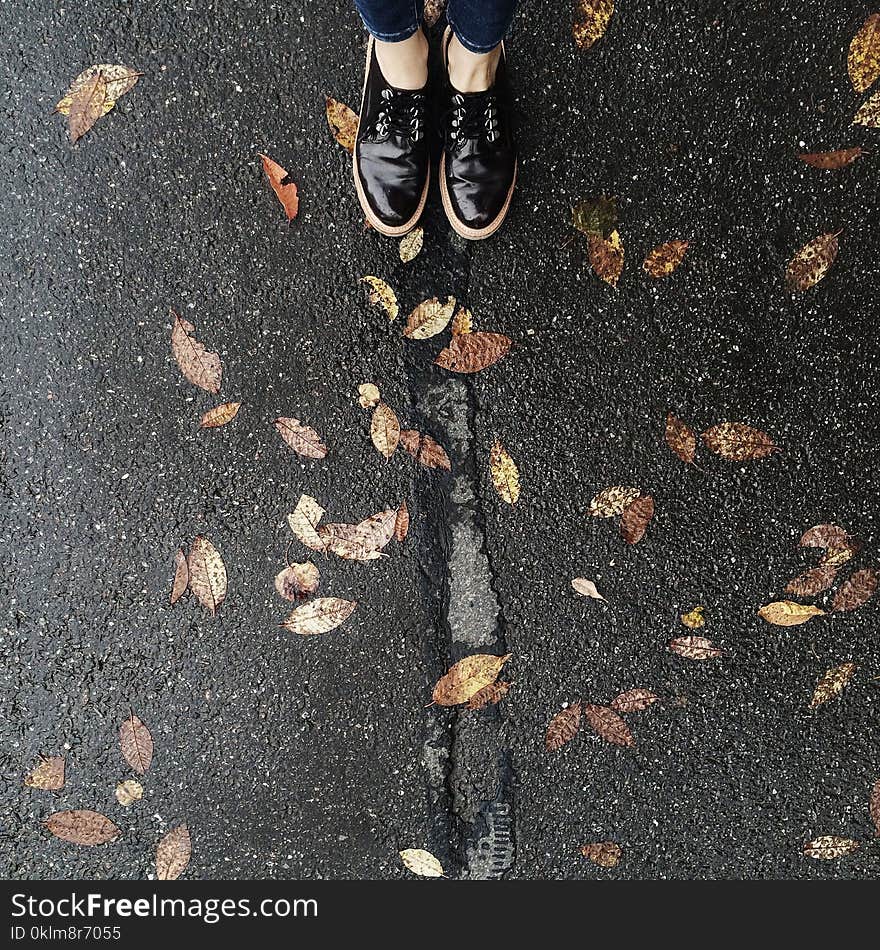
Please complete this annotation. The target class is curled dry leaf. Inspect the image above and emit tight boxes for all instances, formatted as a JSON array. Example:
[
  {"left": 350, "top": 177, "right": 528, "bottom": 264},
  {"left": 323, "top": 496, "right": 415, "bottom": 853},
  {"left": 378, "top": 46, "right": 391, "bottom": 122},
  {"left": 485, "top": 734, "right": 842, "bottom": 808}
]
[
  {"left": 467, "top": 680, "right": 512, "bottom": 710},
  {"left": 545, "top": 703, "right": 581, "bottom": 751},
  {"left": 870, "top": 779, "right": 880, "bottom": 836},
  {"left": 785, "top": 564, "right": 838, "bottom": 597},
  {"left": 170, "top": 549, "right": 189, "bottom": 605},
  {"left": 489, "top": 439, "right": 520, "bottom": 504},
  {"left": 572, "top": 577, "right": 605, "bottom": 601},
  {"left": 573, "top": 0, "right": 614, "bottom": 50},
  {"left": 611, "top": 688, "right": 658, "bottom": 714},
  {"left": 404, "top": 296, "right": 456, "bottom": 339},
  {"left": 68, "top": 71, "right": 109, "bottom": 144},
  {"left": 432, "top": 653, "right": 511, "bottom": 707},
  {"left": 358, "top": 382, "right": 381, "bottom": 409},
  {"left": 371, "top": 402, "right": 400, "bottom": 459},
  {"left": 800, "top": 523, "right": 850, "bottom": 549},
  {"left": 187, "top": 536, "right": 228, "bottom": 616},
  {"left": 832, "top": 567, "right": 878, "bottom": 612},
  {"left": 665, "top": 412, "right": 696, "bottom": 464},
  {"left": 758, "top": 601, "right": 824, "bottom": 627},
  {"left": 200, "top": 401, "right": 241, "bottom": 429},
  {"left": 275, "top": 417, "right": 328, "bottom": 459},
  {"left": 620, "top": 494, "right": 654, "bottom": 545},
  {"left": 45, "top": 810, "right": 120, "bottom": 846},
  {"left": 434, "top": 331, "right": 512, "bottom": 373},
  {"left": 451, "top": 306, "right": 473, "bottom": 336},
  {"left": 588, "top": 485, "right": 641, "bottom": 517},
  {"left": 289, "top": 494, "right": 327, "bottom": 552},
  {"left": 394, "top": 500, "right": 410, "bottom": 542},
  {"left": 399, "top": 848, "right": 443, "bottom": 878},
  {"left": 170, "top": 311, "right": 222, "bottom": 394},
  {"left": 157, "top": 824, "right": 192, "bottom": 881},
  {"left": 399, "top": 430, "right": 452, "bottom": 471},
  {"left": 785, "top": 232, "right": 840, "bottom": 292},
  {"left": 701, "top": 422, "right": 776, "bottom": 460},
  {"left": 572, "top": 194, "right": 617, "bottom": 238},
  {"left": 361, "top": 276, "right": 399, "bottom": 320},
  {"left": 325, "top": 96, "right": 358, "bottom": 153},
  {"left": 669, "top": 635, "right": 722, "bottom": 660},
  {"left": 25, "top": 756, "right": 65, "bottom": 791},
  {"left": 282, "top": 597, "right": 356, "bottom": 635},
  {"left": 115, "top": 780, "right": 143, "bottom": 806},
  {"left": 681, "top": 606, "right": 705, "bottom": 629},
  {"left": 259, "top": 153, "right": 299, "bottom": 221},
  {"left": 643, "top": 240, "right": 689, "bottom": 278},
  {"left": 803, "top": 836, "right": 859, "bottom": 860},
  {"left": 588, "top": 230, "right": 623, "bottom": 288},
  {"left": 810, "top": 662, "right": 857, "bottom": 709},
  {"left": 798, "top": 147, "right": 865, "bottom": 170},
  {"left": 399, "top": 226, "right": 423, "bottom": 262},
  {"left": 119, "top": 713, "right": 153, "bottom": 775},
  {"left": 274, "top": 562, "right": 319, "bottom": 601},
  {"left": 582, "top": 704, "right": 635, "bottom": 747},
  {"left": 848, "top": 13, "right": 880, "bottom": 93},
  {"left": 56, "top": 65, "right": 140, "bottom": 115},
  {"left": 581, "top": 842, "right": 622, "bottom": 868},
  {"left": 853, "top": 89, "right": 880, "bottom": 126}
]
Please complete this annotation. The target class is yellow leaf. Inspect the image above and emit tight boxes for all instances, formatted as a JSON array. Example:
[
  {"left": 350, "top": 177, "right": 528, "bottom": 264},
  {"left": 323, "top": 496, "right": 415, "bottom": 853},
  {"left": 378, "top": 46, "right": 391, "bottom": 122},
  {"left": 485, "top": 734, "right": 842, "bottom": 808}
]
[
  {"left": 24, "top": 756, "right": 65, "bottom": 791},
  {"left": 848, "top": 13, "right": 880, "bottom": 93},
  {"left": 432, "top": 654, "right": 511, "bottom": 706},
  {"left": 200, "top": 401, "right": 241, "bottom": 429},
  {"left": 357, "top": 382, "right": 380, "bottom": 409},
  {"left": 115, "top": 780, "right": 143, "bottom": 806},
  {"left": 809, "top": 662, "right": 857, "bottom": 709},
  {"left": 325, "top": 97, "right": 358, "bottom": 153},
  {"left": 361, "top": 276, "right": 399, "bottom": 321},
  {"left": 643, "top": 240, "right": 689, "bottom": 278},
  {"left": 56, "top": 64, "right": 140, "bottom": 115},
  {"left": 399, "top": 226, "right": 423, "bottom": 262},
  {"left": 785, "top": 232, "right": 841, "bottom": 292},
  {"left": 573, "top": 0, "right": 613, "bottom": 50},
  {"left": 588, "top": 229, "right": 623, "bottom": 288},
  {"left": 371, "top": 402, "right": 400, "bottom": 459},
  {"left": 681, "top": 606, "right": 705, "bottom": 629},
  {"left": 399, "top": 848, "right": 443, "bottom": 877},
  {"left": 803, "top": 836, "right": 859, "bottom": 860},
  {"left": 451, "top": 306, "right": 473, "bottom": 336},
  {"left": 404, "top": 296, "right": 456, "bottom": 339},
  {"left": 489, "top": 438, "right": 520, "bottom": 504},
  {"left": 757, "top": 600, "right": 825, "bottom": 627},
  {"left": 853, "top": 89, "right": 880, "bottom": 126},
  {"left": 288, "top": 494, "right": 326, "bottom": 552}
]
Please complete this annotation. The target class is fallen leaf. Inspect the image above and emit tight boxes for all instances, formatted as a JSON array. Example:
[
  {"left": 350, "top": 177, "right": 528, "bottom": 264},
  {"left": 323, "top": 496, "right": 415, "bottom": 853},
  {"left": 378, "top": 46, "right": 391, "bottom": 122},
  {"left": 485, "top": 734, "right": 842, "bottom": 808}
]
[
  {"left": 45, "top": 810, "right": 120, "bottom": 846},
  {"left": 394, "top": 500, "right": 410, "bottom": 542},
  {"left": 785, "top": 564, "right": 838, "bottom": 597},
  {"left": 119, "top": 713, "right": 153, "bottom": 775},
  {"left": 588, "top": 485, "right": 641, "bottom": 517},
  {"left": 573, "top": 0, "right": 614, "bottom": 50},
  {"left": 170, "top": 310, "right": 222, "bottom": 394},
  {"left": 170, "top": 549, "right": 189, "bottom": 605},
  {"left": 853, "top": 89, "right": 880, "bottom": 126},
  {"left": 611, "top": 688, "right": 658, "bottom": 713},
  {"left": 669, "top": 635, "right": 722, "bottom": 660},
  {"left": 432, "top": 654, "right": 511, "bottom": 706},
  {"left": 399, "top": 430, "right": 452, "bottom": 471},
  {"left": 187, "top": 536, "right": 228, "bottom": 616},
  {"left": 800, "top": 524, "right": 851, "bottom": 549},
  {"left": 758, "top": 600, "right": 824, "bottom": 626},
  {"left": 434, "top": 331, "right": 512, "bottom": 373},
  {"left": 319, "top": 524, "right": 387, "bottom": 561},
  {"left": 572, "top": 194, "right": 617, "bottom": 238},
  {"left": 665, "top": 412, "right": 696, "bottom": 464},
  {"left": 282, "top": 597, "right": 356, "bottom": 635},
  {"left": 582, "top": 704, "right": 635, "bottom": 747},
  {"left": 545, "top": 703, "right": 581, "bottom": 751},
  {"left": 115, "top": 780, "right": 143, "bottom": 806},
  {"left": 371, "top": 402, "right": 400, "bottom": 459},
  {"left": 785, "top": 232, "right": 840, "bottom": 292},
  {"left": 681, "top": 606, "right": 705, "bottom": 629},
  {"left": 467, "top": 680, "right": 512, "bottom": 710},
  {"left": 820, "top": 542, "right": 861, "bottom": 569},
  {"left": 56, "top": 65, "right": 140, "bottom": 115},
  {"left": 643, "top": 240, "right": 689, "bottom": 277},
  {"left": 352, "top": 508, "right": 399, "bottom": 551},
  {"left": 274, "top": 562, "right": 319, "bottom": 600},
  {"left": 803, "top": 836, "right": 859, "bottom": 860},
  {"left": 157, "top": 825, "right": 192, "bottom": 880},
  {"left": 810, "top": 662, "right": 857, "bottom": 709},
  {"left": 289, "top": 494, "right": 327, "bottom": 552},
  {"left": 423, "top": 0, "right": 447, "bottom": 27},
  {"left": 572, "top": 577, "right": 605, "bottom": 601},
  {"left": 275, "top": 417, "right": 328, "bottom": 459},
  {"left": 451, "top": 306, "right": 473, "bottom": 336},
  {"left": 798, "top": 147, "right": 865, "bottom": 169},
  {"left": 200, "top": 402, "right": 240, "bottom": 429},
  {"left": 399, "top": 848, "right": 443, "bottom": 877},
  {"left": 325, "top": 96, "right": 358, "bottom": 153},
  {"left": 581, "top": 842, "right": 621, "bottom": 867},
  {"left": 399, "top": 227, "right": 424, "bottom": 262},
  {"left": 358, "top": 382, "right": 381, "bottom": 409},
  {"left": 404, "top": 296, "right": 456, "bottom": 339},
  {"left": 259, "top": 153, "right": 299, "bottom": 221},
  {"left": 24, "top": 756, "right": 65, "bottom": 791},
  {"left": 620, "top": 494, "right": 654, "bottom": 544},
  {"left": 588, "top": 230, "right": 624, "bottom": 288},
  {"left": 848, "top": 13, "right": 880, "bottom": 93},
  {"left": 68, "top": 71, "right": 110, "bottom": 143},
  {"left": 870, "top": 779, "right": 880, "bottom": 836},
  {"left": 489, "top": 439, "right": 520, "bottom": 504},
  {"left": 701, "top": 422, "right": 777, "bottom": 460},
  {"left": 832, "top": 567, "right": 878, "bottom": 612},
  {"left": 361, "top": 276, "right": 399, "bottom": 320}
]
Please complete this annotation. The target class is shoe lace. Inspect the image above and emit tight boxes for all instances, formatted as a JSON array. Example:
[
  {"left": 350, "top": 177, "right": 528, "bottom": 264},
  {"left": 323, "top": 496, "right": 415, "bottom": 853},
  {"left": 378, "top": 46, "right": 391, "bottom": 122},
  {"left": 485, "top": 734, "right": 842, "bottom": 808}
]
[
  {"left": 373, "top": 88, "right": 425, "bottom": 142},
  {"left": 444, "top": 91, "right": 501, "bottom": 147}
]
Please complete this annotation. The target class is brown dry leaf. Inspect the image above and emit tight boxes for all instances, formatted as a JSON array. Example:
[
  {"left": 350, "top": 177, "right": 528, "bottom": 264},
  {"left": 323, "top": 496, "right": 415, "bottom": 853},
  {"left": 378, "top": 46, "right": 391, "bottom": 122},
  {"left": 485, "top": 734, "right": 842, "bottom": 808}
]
[
  {"left": 870, "top": 778, "right": 880, "bottom": 836},
  {"left": 259, "top": 153, "right": 299, "bottom": 221},
  {"left": 353, "top": 508, "right": 398, "bottom": 551},
  {"left": 200, "top": 401, "right": 241, "bottom": 429},
  {"left": 56, "top": 65, "right": 140, "bottom": 115},
  {"left": 849, "top": 13, "right": 880, "bottom": 93},
  {"left": 643, "top": 240, "right": 689, "bottom": 278},
  {"left": 681, "top": 606, "right": 705, "bottom": 629},
  {"left": 399, "top": 430, "right": 452, "bottom": 471},
  {"left": 404, "top": 296, "right": 456, "bottom": 339},
  {"left": 361, "top": 276, "right": 399, "bottom": 321},
  {"left": 371, "top": 402, "right": 400, "bottom": 459},
  {"left": 803, "top": 836, "right": 859, "bottom": 860},
  {"left": 157, "top": 825, "right": 192, "bottom": 881},
  {"left": 832, "top": 567, "right": 878, "bottom": 612},
  {"left": 701, "top": 422, "right": 777, "bottom": 460},
  {"left": 853, "top": 89, "right": 880, "bottom": 126},
  {"left": 758, "top": 600, "right": 825, "bottom": 626},
  {"left": 274, "top": 562, "right": 319, "bottom": 601},
  {"left": 665, "top": 412, "right": 696, "bottom": 464},
  {"left": 785, "top": 232, "right": 840, "bottom": 292},
  {"left": 669, "top": 635, "right": 722, "bottom": 660},
  {"left": 451, "top": 306, "right": 473, "bottom": 336},
  {"left": 319, "top": 524, "right": 386, "bottom": 561},
  {"left": 432, "top": 653, "right": 511, "bottom": 707},
  {"left": 573, "top": 0, "right": 614, "bottom": 50},
  {"left": 489, "top": 439, "right": 520, "bottom": 504},
  {"left": 358, "top": 382, "right": 381, "bottom": 409},
  {"left": 467, "top": 680, "right": 512, "bottom": 710},
  {"left": 581, "top": 842, "right": 622, "bottom": 868},
  {"left": 800, "top": 524, "right": 851, "bottom": 549},
  {"left": 588, "top": 230, "right": 624, "bottom": 288},
  {"left": 275, "top": 417, "right": 328, "bottom": 459},
  {"left": 68, "top": 71, "right": 110, "bottom": 144},
  {"left": 325, "top": 96, "right": 358, "bottom": 153},
  {"left": 588, "top": 485, "right": 641, "bottom": 517},
  {"left": 119, "top": 713, "right": 153, "bottom": 775},
  {"left": 288, "top": 494, "right": 327, "bottom": 552},
  {"left": 399, "top": 227, "right": 424, "bottom": 262},
  {"left": 170, "top": 310, "right": 222, "bottom": 394},
  {"left": 545, "top": 703, "right": 581, "bottom": 751},
  {"left": 572, "top": 577, "right": 606, "bottom": 601},
  {"left": 170, "top": 548, "right": 189, "bottom": 605},
  {"left": 282, "top": 597, "right": 356, "bottom": 635},
  {"left": 187, "top": 536, "right": 228, "bottom": 616},
  {"left": 810, "top": 662, "right": 857, "bottom": 709},
  {"left": 25, "top": 756, "right": 65, "bottom": 791},
  {"left": 115, "top": 780, "right": 143, "bottom": 806},
  {"left": 820, "top": 542, "right": 861, "bottom": 569},
  {"left": 620, "top": 494, "right": 654, "bottom": 545},
  {"left": 434, "top": 331, "right": 512, "bottom": 373},
  {"left": 394, "top": 500, "right": 410, "bottom": 542},
  {"left": 798, "top": 147, "right": 865, "bottom": 169},
  {"left": 423, "top": 0, "right": 446, "bottom": 27},
  {"left": 45, "top": 810, "right": 120, "bottom": 846},
  {"left": 582, "top": 704, "right": 635, "bottom": 747},
  {"left": 785, "top": 564, "right": 838, "bottom": 597},
  {"left": 610, "top": 688, "right": 658, "bottom": 714},
  {"left": 399, "top": 848, "right": 443, "bottom": 877}
]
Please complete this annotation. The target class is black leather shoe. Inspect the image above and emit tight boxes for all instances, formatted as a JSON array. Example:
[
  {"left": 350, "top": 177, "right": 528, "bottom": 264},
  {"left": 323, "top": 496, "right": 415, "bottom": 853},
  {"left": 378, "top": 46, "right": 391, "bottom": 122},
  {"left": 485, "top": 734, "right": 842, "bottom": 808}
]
[
  {"left": 353, "top": 36, "right": 430, "bottom": 236},
  {"left": 440, "top": 27, "right": 517, "bottom": 240}
]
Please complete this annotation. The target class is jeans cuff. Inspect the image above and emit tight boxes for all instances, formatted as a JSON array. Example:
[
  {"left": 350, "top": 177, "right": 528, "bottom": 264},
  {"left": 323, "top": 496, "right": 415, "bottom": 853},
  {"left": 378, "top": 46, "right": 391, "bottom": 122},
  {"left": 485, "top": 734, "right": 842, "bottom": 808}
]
[
  {"left": 447, "top": 15, "right": 504, "bottom": 54},
  {"left": 359, "top": 12, "right": 422, "bottom": 44}
]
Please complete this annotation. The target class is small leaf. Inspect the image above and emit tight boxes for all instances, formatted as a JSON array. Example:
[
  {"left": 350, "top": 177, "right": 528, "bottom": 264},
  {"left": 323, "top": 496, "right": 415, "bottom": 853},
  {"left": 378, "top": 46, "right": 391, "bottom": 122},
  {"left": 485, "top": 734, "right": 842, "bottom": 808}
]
[
  {"left": 170, "top": 548, "right": 189, "bottom": 605},
  {"left": 581, "top": 841, "right": 621, "bottom": 867},
  {"left": 282, "top": 597, "right": 356, "bottom": 635},
  {"left": 56, "top": 65, "right": 140, "bottom": 115},
  {"left": 274, "top": 562, "right": 319, "bottom": 601},
  {"left": 187, "top": 536, "right": 228, "bottom": 616},
  {"left": 489, "top": 439, "right": 520, "bottom": 504},
  {"left": 399, "top": 848, "right": 443, "bottom": 877},
  {"left": 434, "top": 331, "right": 512, "bottom": 373},
  {"left": 358, "top": 382, "right": 381, "bottom": 409},
  {"left": 572, "top": 194, "right": 617, "bottom": 237},
  {"left": 25, "top": 756, "right": 65, "bottom": 791},
  {"left": 573, "top": 0, "right": 614, "bottom": 51},
  {"left": 432, "top": 654, "right": 511, "bottom": 707},
  {"left": 588, "top": 230, "right": 624, "bottom": 288},
  {"left": 545, "top": 703, "right": 582, "bottom": 751},
  {"left": 785, "top": 564, "right": 838, "bottom": 597},
  {"left": 288, "top": 494, "right": 327, "bottom": 552},
  {"left": 399, "top": 430, "right": 452, "bottom": 471},
  {"left": 361, "top": 276, "right": 399, "bottom": 320},
  {"left": 820, "top": 542, "right": 861, "bottom": 569},
  {"left": 701, "top": 422, "right": 777, "bottom": 460},
  {"left": 758, "top": 601, "right": 825, "bottom": 626},
  {"left": 643, "top": 240, "right": 689, "bottom": 278},
  {"left": 832, "top": 567, "right": 878, "bottom": 612},
  {"left": 115, "top": 780, "right": 143, "bottom": 806},
  {"left": 785, "top": 232, "right": 840, "bottom": 292},
  {"left": 669, "top": 635, "right": 722, "bottom": 660},
  {"left": 853, "top": 89, "right": 880, "bottom": 126},
  {"left": 259, "top": 153, "right": 299, "bottom": 221},
  {"left": 803, "top": 836, "right": 859, "bottom": 860},
  {"left": 451, "top": 306, "right": 473, "bottom": 336},
  {"left": 467, "top": 681, "right": 512, "bottom": 710},
  {"left": 798, "top": 147, "right": 865, "bottom": 169},
  {"left": 170, "top": 310, "right": 222, "bottom": 394},
  {"left": 809, "top": 662, "right": 857, "bottom": 709},
  {"left": 665, "top": 412, "right": 696, "bottom": 464},
  {"left": 680, "top": 606, "right": 705, "bottom": 629},
  {"left": 319, "top": 524, "right": 387, "bottom": 561},
  {"left": 399, "top": 227, "right": 424, "bottom": 262},
  {"left": 394, "top": 500, "right": 410, "bottom": 542},
  {"left": 156, "top": 824, "right": 192, "bottom": 880},
  {"left": 371, "top": 403, "right": 400, "bottom": 459},
  {"left": 848, "top": 13, "right": 880, "bottom": 93},
  {"left": 800, "top": 524, "right": 851, "bottom": 549},
  {"left": 572, "top": 577, "right": 605, "bottom": 601},
  {"left": 45, "top": 810, "right": 120, "bottom": 846},
  {"left": 119, "top": 713, "right": 153, "bottom": 775},
  {"left": 582, "top": 704, "right": 635, "bottom": 747},
  {"left": 275, "top": 417, "right": 328, "bottom": 459},
  {"left": 404, "top": 296, "right": 456, "bottom": 339},
  {"left": 588, "top": 485, "right": 641, "bottom": 517},
  {"left": 68, "top": 71, "right": 110, "bottom": 143},
  {"left": 610, "top": 688, "right": 658, "bottom": 714},
  {"left": 620, "top": 494, "right": 654, "bottom": 545},
  {"left": 325, "top": 97, "right": 358, "bottom": 153},
  {"left": 200, "top": 401, "right": 241, "bottom": 429}
]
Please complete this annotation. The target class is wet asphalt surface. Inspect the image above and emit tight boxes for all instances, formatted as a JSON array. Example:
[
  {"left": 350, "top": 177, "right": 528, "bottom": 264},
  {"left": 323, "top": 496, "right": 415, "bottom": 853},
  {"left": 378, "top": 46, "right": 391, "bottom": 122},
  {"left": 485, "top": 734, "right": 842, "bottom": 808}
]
[{"left": 2, "top": 0, "right": 879, "bottom": 880}]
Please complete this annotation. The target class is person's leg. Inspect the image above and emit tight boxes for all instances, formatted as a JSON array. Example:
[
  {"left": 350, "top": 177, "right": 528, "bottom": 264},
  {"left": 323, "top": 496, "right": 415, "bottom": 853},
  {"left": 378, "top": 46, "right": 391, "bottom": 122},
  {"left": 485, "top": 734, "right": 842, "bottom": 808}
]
[
  {"left": 353, "top": 0, "right": 428, "bottom": 88},
  {"left": 445, "top": 0, "right": 517, "bottom": 91}
]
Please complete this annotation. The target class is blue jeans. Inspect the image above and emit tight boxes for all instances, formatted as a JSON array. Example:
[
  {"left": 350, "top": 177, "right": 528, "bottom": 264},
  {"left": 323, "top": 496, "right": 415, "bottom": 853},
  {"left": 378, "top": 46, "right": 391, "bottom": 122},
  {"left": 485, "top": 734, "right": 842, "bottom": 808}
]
[{"left": 354, "top": 0, "right": 517, "bottom": 53}]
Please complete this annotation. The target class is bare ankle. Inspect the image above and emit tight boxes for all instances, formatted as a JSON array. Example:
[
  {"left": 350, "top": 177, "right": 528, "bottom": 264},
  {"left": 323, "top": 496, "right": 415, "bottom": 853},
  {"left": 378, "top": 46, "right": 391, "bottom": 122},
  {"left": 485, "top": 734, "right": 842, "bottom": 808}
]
[
  {"left": 447, "top": 35, "right": 501, "bottom": 93},
  {"left": 374, "top": 31, "right": 428, "bottom": 90}
]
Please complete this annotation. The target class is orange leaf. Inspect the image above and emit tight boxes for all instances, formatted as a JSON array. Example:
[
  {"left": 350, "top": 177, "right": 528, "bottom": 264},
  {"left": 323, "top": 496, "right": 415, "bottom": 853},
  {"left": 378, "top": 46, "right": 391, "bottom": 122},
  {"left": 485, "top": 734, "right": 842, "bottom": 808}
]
[{"left": 259, "top": 153, "right": 299, "bottom": 221}]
